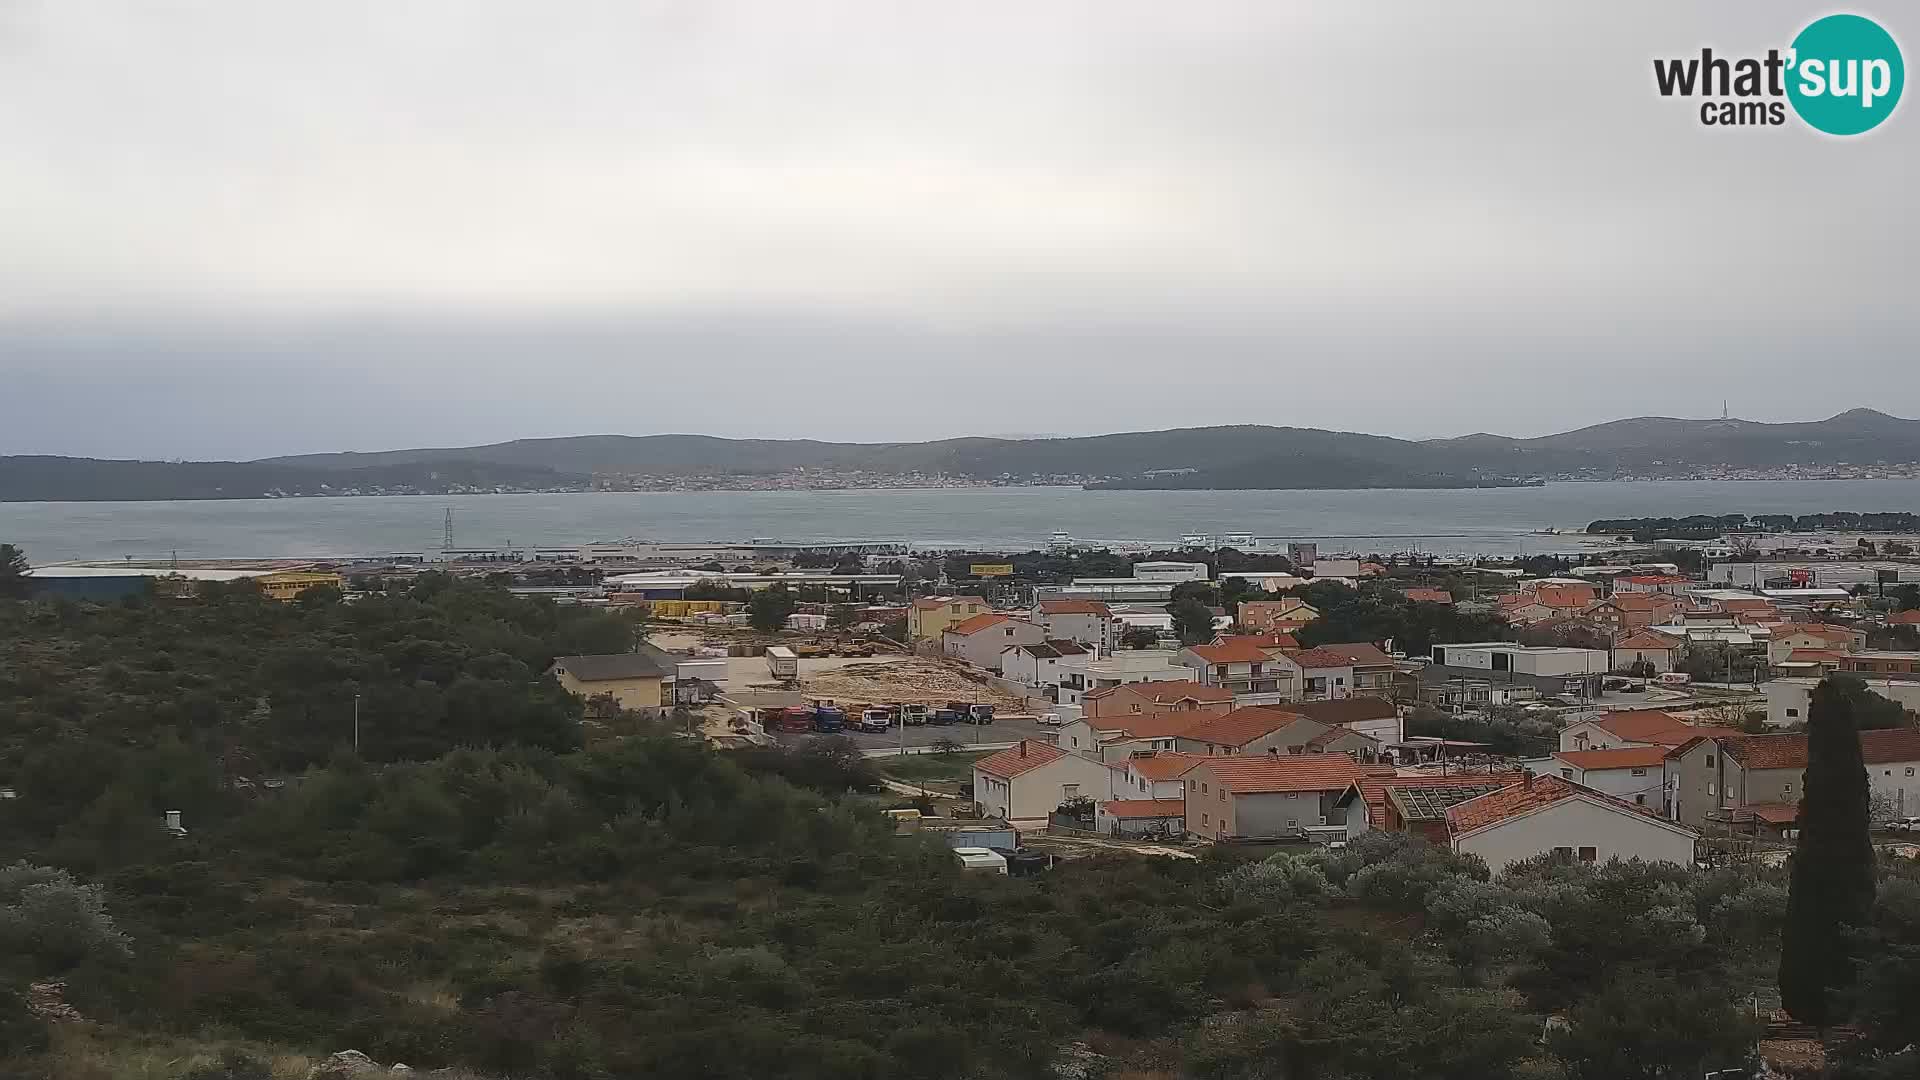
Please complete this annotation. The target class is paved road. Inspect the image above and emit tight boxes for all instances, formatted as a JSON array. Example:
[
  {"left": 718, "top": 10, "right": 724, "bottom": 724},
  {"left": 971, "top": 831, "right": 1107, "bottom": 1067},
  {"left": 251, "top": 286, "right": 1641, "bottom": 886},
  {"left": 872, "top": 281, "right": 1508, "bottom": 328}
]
[{"left": 771, "top": 715, "right": 1057, "bottom": 752}]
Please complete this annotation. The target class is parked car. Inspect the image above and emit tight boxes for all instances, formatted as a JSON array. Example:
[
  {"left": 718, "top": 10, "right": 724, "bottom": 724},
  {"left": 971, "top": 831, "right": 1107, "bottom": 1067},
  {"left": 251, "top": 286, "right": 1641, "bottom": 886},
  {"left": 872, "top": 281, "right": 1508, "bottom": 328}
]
[
  {"left": 1892, "top": 816, "right": 1920, "bottom": 833},
  {"left": 1037, "top": 712, "right": 1062, "bottom": 726}
]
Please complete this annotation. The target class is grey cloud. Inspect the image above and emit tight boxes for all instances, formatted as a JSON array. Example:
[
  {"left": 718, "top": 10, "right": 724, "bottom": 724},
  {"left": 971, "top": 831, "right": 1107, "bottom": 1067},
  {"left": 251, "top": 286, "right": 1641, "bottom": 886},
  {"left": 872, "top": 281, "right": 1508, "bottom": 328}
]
[{"left": 0, "top": 1, "right": 1913, "bottom": 456}]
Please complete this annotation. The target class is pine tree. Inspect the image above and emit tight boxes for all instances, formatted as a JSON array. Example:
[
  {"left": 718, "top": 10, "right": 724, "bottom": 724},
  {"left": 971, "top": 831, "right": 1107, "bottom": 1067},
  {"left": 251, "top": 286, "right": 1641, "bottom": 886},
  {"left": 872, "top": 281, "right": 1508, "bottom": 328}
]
[{"left": 1779, "top": 676, "right": 1877, "bottom": 1026}]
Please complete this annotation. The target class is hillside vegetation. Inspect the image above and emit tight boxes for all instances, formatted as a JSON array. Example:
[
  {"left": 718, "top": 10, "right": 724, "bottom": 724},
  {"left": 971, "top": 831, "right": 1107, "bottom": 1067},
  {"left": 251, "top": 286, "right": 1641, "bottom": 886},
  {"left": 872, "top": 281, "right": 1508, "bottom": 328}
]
[{"left": 5, "top": 580, "right": 1920, "bottom": 1077}]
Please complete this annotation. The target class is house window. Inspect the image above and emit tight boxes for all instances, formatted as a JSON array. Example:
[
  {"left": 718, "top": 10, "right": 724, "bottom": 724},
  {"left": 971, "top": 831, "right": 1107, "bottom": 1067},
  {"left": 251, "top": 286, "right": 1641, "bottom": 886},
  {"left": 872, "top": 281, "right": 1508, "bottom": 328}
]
[
  {"left": 1578, "top": 846, "right": 1597, "bottom": 863},
  {"left": 1787, "top": 708, "right": 1800, "bottom": 718},
  {"left": 1909, "top": 768, "right": 1916, "bottom": 777},
  {"left": 1553, "top": 846, "right": 1573, "bottom": 860},
  {"left": 1560, "top": 769, "right": 1573, "bottom": 779},
  {"left": 1287, "top": 819, "right": 1297, "bottom": 828},
  {"left": 1706, "top": 754, "right": 1715, "bottom": 768},
  {"left": 1708, "top": 782, "right": 1716, "bottom": 796},
  {"left": 1219, "top": 790, "right": 1225, "bottom": 803},
  {"left": 1631, "top": 768, "right": 1647, "bottom": 777},
  {"left": 1131, "top": 704, "right": 1142, "bottom": 713},
  {"left": 1635, "top": 794, "right": 1646, "bottom": 805},
  {"left": 1062, "top": 784, "right": 1079, "bottom": 798},
  {"left": 1202, "top": 812, "right": 1209, "bottom": 825},
  {"left": 1201, "top": 783, "right": 1209, "bottom": 794}
]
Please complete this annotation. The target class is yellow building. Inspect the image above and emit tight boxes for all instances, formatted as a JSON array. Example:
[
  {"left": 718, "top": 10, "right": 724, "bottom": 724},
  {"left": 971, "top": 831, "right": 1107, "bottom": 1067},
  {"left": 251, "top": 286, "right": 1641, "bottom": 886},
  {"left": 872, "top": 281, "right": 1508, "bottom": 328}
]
[
  {"left": 907, "top": 595, "right": 991, "bottom": 641},
  {"left": 549, "top": 649, "right": 676, "bottom": 714},
  {"left": 255, "top": 570, "right": 344, "bottom": 602}
]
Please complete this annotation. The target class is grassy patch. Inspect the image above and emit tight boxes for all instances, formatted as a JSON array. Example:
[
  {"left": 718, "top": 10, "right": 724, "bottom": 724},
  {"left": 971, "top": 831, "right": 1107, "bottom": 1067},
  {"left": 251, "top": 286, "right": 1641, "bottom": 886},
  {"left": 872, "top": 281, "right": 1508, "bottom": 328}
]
[{"left": 877, "top": 751, "right": 988, "bottom": 785}]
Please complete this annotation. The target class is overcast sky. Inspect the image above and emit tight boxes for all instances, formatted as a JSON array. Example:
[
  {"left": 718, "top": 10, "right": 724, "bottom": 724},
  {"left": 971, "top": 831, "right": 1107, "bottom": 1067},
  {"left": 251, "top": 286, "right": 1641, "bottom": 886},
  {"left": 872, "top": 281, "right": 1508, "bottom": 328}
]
[{"left": 1, "top": 2, "right": 1913, "bottom": 459}]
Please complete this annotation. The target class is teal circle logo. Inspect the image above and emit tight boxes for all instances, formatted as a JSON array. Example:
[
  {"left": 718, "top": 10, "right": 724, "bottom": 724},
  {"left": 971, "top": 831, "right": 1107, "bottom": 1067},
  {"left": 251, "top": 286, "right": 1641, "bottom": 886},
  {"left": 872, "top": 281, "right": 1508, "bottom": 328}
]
[{"left": 1787, "top": 14, "right": 1904, "bottom": 135}]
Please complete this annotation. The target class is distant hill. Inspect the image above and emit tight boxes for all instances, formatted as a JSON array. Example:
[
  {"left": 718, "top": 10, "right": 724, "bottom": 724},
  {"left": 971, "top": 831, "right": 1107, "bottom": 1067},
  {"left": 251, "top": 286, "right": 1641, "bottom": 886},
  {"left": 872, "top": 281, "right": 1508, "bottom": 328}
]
[
  {"left": 7, "top": 409, "right": 1920, "bottom": 500},
  {"left": 0, "top": 456, "right": 587, "bottom": 502}
]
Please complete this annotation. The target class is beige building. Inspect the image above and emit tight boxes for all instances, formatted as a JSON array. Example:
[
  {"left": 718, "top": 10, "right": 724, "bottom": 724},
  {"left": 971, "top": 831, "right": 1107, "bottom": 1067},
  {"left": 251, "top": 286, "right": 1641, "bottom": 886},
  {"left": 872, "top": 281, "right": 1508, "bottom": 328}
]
[
  {"left": 1611, "top": 630, "right": 1684, "bottom": 674},
  {"left": 1181, "top": 755, "right": 1366, "bottom": 841},
  {"left": 907, "top": 595, "right": 990, "bottom": 642},
  {"left": 1666, "top": 728, "right": 1920, "bottom": 831},
  {"left": 549, "top": 649, "right": 676, "bottom": 714},
  {"left": 971, "top": 740, "right": 1116, "bottom": 825},
  {"left": 943, "top": 613, "right": 1046, "bottom": 672}
]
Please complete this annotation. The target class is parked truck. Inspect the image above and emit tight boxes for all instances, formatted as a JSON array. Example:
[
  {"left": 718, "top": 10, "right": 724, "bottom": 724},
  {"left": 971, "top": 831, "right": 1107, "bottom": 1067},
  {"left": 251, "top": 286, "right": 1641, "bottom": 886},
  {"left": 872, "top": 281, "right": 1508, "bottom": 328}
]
[
  {"left": 811, "top": 704, "right": 846, "bottom": 733},
  {"left": 765, "top": 646, "right": 798, "bottom": 680},
  {"left": 857, "top": 707, "right": 894, "bottom": 733},
  {"left": 946, "top": 701, "right": 995, "bottom": 724},
  {"left": 775, "top": 706, "right": 815, "bottom": 733},
  {"left": 900, "top": 703, "right": 929, "bottom": 727}
]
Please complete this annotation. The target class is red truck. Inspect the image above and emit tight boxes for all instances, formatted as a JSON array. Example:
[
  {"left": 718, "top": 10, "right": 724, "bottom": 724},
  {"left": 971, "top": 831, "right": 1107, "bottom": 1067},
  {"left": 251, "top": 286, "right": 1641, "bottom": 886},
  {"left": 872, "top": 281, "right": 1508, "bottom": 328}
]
[{"left": 776, "top": 707, "right": 816, "bottom": 733}]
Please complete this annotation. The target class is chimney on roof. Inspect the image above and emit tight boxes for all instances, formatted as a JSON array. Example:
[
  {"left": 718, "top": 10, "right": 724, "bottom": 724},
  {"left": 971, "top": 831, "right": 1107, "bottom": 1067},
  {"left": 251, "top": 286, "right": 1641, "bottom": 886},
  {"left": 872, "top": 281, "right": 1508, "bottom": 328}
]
[
  {"left": 1019, "top": 742, "right": 1027, "bottom": 758},
  {"left": 1521, "top": 770, "right": 1532, "bottom": 789}
]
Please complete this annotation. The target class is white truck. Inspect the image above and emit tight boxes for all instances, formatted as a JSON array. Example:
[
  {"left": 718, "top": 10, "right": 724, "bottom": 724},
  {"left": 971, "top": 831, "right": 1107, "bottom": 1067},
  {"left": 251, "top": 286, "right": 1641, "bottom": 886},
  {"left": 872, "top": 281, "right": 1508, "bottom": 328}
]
[{"left": 765, "top": 646, "right": 799, "bottom": 680}]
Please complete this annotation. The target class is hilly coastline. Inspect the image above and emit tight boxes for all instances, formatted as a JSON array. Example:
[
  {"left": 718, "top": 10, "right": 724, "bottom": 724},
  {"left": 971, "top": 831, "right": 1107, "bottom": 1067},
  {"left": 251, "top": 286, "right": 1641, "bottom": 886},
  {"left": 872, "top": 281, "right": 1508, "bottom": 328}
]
[{"left": 6, "top": 409, "right": 1920, "bottom": 501}]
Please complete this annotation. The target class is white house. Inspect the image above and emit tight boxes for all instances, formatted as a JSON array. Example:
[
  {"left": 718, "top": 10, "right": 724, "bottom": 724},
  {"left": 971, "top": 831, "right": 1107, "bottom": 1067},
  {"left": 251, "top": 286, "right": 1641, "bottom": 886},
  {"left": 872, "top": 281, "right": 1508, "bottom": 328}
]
[
  {"left": 1031, "top": 600, "right": 1120, "bottom": 652},
  {"left": 1056, "top": 650, "right": 1190, "bottom": 706},
  {"left": 1523, "top": 747, "right": 1669, "bottom": 810},
  {"left": 971, "top": 740, "right": 1117, "bottom": 825},
  {"left": 1611, "top": 630, "right": 1684, "bottom": 674},
  {"left": 1444, "top": 775, "right": 1698, "bottom": 875},
  {"left": 1106, "top": 751, "right": 1207, "bottom": 800},
  {"left": 998, "top": 639, "right": 1089, "bottom": 689},
  {"left": 943, "top": 613, "right": 1046, "bottom": 673}
]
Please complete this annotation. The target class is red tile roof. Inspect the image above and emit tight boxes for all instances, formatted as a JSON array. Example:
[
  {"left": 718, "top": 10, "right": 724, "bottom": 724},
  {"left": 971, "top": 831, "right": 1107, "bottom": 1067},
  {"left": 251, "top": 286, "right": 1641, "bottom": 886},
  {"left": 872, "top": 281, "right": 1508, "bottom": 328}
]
[
  {"left": 1180, "top": 707, "right": 1303, "bottom": 748},
  {"left": 974, "top": 740, "right": 1068, "bottom": 779},
  {"left": 1305, "top": 726, "right": 1377, "bottom": 750},
  {"left": 1122, "top": 751, "right": 1209, "bottom": 781},
  {"left": 1619, "top": 574, "right": 1690, "bottom": 585},
  {"left": 1777, "top": 623, "right": 1862, "bottom": 641},
  {"left": 1193, "top": 755, "right": 1364, "bottom": 794},
  {"left": 1714, "top": 728, "right": 1920, "bottom": 771},
  {"left": 1095, "top": 714, "right": 1207, "bottom": 739},
  {"left": 1889, "top": 610, "right": 1920, "bottom": 626},
  {"left": 1186, "top": 639, "right": 1275, "bottom": 664},
  {"left": 1784, "top": 649, "right": 1846, "bottom": 664},
  {"left": 946, "top": 612, "right": 1010, "bottom": 636},
  {"left": 1101, "top": 798, "right": 1187, "bottom": 819},
  {"left": 1402, "top": 588, "right": 1453, "bottom": 605},
  {"left": 1271, "top": 696, "right": 1399, "bottom": 727},
  {"left": 1445, "top": 774, "right": 1664, "bottom": 835},
  {"left": 1743, "top": 802, "right": 1799, "bottom": 825},
  {"left": 1291, "top": 647, "right": 1358, "bottom": 668},
  {"left": 1592, "top": 711, "right": 1739, "bottom": 748},
  {"left": 1303, "top": 642, "right": 1396, "bottom": 667},
  {"left": 1609, "top": 593, "right": 1681, "bottom": 612},
  {"left": 1037, "top": 599, "right": 1113, "bottom": 616},
  {"left": 1615, "top": 630, "right": 1683, "bottom": 650},
  {"left": 1555, "top": 746, "right": 1669, "bottom": 770},
  {"left": 1085, "top": 679, "right": 1235, "bottom": 705}
]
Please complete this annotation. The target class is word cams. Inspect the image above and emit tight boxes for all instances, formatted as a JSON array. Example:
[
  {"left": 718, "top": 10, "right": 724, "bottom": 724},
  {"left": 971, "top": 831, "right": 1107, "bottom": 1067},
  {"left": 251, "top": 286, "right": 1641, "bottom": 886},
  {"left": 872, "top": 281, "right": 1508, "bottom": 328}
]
[{"left": 1653, "top": 48, "right": 1895, "bottom": 126}]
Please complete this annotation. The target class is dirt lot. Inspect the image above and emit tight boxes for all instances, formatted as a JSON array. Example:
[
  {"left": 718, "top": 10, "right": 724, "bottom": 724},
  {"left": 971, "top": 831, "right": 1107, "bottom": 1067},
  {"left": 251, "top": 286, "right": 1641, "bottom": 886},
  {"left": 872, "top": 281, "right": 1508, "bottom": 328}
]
[{"left": 797, "top": 657, "right": 1027, "bottom": 711}]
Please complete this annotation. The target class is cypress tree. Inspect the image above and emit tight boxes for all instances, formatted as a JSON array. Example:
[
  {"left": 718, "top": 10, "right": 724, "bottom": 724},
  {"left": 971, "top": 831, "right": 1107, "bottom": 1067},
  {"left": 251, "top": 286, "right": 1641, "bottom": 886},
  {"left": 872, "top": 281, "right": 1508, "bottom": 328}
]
[{"left": 1779, "top": 676, "right": 1877, "bottom": 1026}]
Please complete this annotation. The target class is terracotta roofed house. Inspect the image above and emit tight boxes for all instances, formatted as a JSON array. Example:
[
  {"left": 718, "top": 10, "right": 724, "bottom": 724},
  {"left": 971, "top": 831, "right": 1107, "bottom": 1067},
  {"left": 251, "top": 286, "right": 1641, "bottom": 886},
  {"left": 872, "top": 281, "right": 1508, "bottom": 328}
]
[
  {"left": 1401, "top": 588, "right": 1453, "bottom": 605},
  {"left": 1666, "top": 727, "right": 1920, "bottom": 830},
  {"left": 1344, "top": 770, "right": 1526, "bottom": 840},
  {"left": 1557, "top": 710, "right": 1740, "bottom": 753},
  {"left": 1181, "top": 754, "right": 1368, "bottom": 840},
  {"left": 1096, "top": 798, "right": 1189, "bottom": 837},
  {"left": 1177, "top": 640, "right": 1302, "bottom": 702},
  {"left": 971, "top": 739, "right": 1115, "bottom": 824},
  {"left": 1176, "top": 707, "right": 1326, "bottom": 756},
  {"left": 1443, "top": 774, "right": 1698, "bottom": 874},
  {"left": 1611, "top": 629, "right": 1685, "bottom": 673},
  {"left": 1536, "top": 746, "right": 1670, "bottom": 808},
  {"left": 943, "top": 613, "right": 1046, "bottom": 672},
  {"left": 907, "top": 595, "right": 990, "bottom": 641},
  {"left": 1031, "top": 598, "right": 1119, "bottom": 652}
]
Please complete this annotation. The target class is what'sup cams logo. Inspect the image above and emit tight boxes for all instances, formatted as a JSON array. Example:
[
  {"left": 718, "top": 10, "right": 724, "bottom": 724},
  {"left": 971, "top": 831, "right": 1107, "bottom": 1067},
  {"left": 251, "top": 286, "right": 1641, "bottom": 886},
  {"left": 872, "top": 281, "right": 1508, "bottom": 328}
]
[{"left": 1654, "top": 13, "right": 1903, "bottom": 134}]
